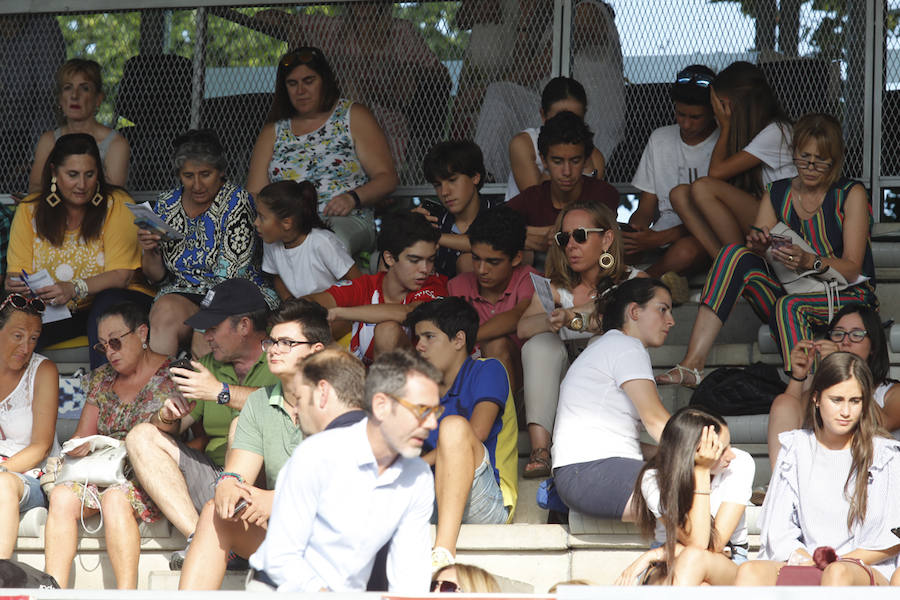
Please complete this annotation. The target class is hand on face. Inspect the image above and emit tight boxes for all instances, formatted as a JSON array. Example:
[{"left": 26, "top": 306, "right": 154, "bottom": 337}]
[{"left": 694, "top": 425, "right": 725, "bottom": 472}]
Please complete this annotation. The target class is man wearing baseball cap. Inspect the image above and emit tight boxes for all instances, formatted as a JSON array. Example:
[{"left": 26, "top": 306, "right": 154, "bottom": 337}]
[{"left": 126, "top": 278, "right": 279, "bottom": 569}]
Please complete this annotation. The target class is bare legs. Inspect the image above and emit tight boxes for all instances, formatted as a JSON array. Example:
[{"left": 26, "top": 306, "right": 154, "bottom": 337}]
[
  {"left": 0, "top": 473, "right": 24, "bottom": 558},
  {"left": 480, "top": 336, "right": 521, "bottom": 394},
  {"left": 670, "top": 546, "right": 739, "bottom": 585},
  {"left": 432, "top": 416, "right": 485, "bottom": 556},
  {"left": 125, "top": 423, "right": 198, "bottom": 538},
  {"left": 373, "top": 321, "right": 412, "bottom": 358},
  {"left": 671, "top": 177, "right": 759, "bottom": 259},
  {"left": 735, "top": 559, "right": 888, "bottom": 586},
  {"left": 148, "top": 294, "right": 200, "bottom": 356},
  {"left": 45, "top": 486, "right": 140, "bottom": 589}
]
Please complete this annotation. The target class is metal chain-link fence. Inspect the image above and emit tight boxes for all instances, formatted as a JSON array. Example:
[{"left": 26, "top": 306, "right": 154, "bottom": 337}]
[{"left": 0, "top": 2, "right": 895, "bottom": 220}]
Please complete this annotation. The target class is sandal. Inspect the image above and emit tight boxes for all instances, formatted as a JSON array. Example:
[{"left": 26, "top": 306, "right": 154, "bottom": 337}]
[
  {"left": 655, "top": 364, "right": 703, "bottom": 388},
  {"left": 523, "top": 447, "right": 551, "bottom": 479}
]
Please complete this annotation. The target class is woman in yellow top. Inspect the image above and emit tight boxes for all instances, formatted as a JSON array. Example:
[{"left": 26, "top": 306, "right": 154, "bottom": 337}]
[{"left": 6, "top": 133, "right": 152, "bottom": 368}]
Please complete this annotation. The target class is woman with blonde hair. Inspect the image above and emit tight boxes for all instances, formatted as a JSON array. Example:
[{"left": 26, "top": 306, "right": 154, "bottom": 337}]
[
  {"left": 517, "top": 202, "right": 643, "bottom": 478},
  {"left": 431, "top": 563, "right": 500, "bottom": 593}
]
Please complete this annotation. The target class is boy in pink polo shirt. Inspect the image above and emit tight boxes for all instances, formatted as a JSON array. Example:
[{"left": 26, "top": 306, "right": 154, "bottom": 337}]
[{"left": 448, "top": 205, "right": 536, "bottom": 392}]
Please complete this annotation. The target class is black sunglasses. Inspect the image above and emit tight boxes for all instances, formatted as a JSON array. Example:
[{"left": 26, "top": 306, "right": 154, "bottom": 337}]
[
  {"left": 430, "top": 579, "right": 461, "bottom": 593},
  {"left": 280, "top": 47, "right": 324, "bottom": 69},
  {"left": 554, "top": 227, "right": 605, "bottom": 248},
  {"left": 0, "top": 293, "right": 45, "bottom": 314},
  {"left": 675, "top": 68, "right": 713, "bottom": 88}
]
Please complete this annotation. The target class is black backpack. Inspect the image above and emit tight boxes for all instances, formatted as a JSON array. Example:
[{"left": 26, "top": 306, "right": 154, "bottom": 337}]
[{"left": 689, "top": 362, "right": 786, "bottom": 416}]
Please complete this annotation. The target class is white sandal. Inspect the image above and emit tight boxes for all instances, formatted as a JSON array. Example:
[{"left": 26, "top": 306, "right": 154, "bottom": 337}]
[{"left": 655, "top": 364, "right": 703, "bottom": 388}]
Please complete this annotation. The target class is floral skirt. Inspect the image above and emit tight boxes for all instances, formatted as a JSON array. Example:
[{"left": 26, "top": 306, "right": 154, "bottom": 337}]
[{"left": 56, "top": 479, "right": 160, "bottom": 523}]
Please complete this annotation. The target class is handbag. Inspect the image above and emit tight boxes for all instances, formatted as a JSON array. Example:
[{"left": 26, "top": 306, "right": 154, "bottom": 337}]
[
  {"left": 56, "top": 435, "right": 128, "bottom": 488},
  {"left": 775, "top": 565, "right": 823, "bottom": 586},
  {"left": 764, "top": 222, "right": 855, "bottom": 321}
]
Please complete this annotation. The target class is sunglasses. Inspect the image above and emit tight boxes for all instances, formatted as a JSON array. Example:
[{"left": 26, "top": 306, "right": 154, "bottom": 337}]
[
  {"left": 675, "top": 71, "right": 713, "bottom": 88},
  {"left": 389, "top": 394, "right": 445, "bottom": 423},
  {"left": 280, "top": 47, "right": 324, "bottom": 69},
  {"left": 0, "top": 294, "right": 45, "bottom": 314},
  {"left": 93, "top": 329, "right": 135, "bottom": 354},
  {"left": 827, "top": 328, "right": 867, "bottom": 343},
  {"left": 554, "top": 227, "right": 605, "bottom": 248},
  {"left": 261, "top": 337, "right": 315, "bottom": 353},
  {"left": 792, "top": 157, "right": 833, "bottom": 173},
  {"left": 430, "top": 580, "right": 461, "bottom": 593}
]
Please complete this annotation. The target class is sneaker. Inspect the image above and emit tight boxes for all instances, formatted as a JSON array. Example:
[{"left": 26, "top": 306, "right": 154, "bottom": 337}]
[
  {"left": 431, "top": 546, "right": 455, "bottom": 572},
  {"left": 226, "top": 551, "right": 250, "bottom": 571},
  {"left": 660, "top": 271, "right": 690, "bottom": 306},
  {"left": 169, "top": 533, "right": 193, "bottom": 571}
]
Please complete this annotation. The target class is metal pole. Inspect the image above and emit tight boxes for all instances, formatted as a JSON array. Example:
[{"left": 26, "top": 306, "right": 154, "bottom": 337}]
[
  {"left": 867, "top": 0, "right": 883, "bottom": 221},
  {"left": 189, "top": 6, "right": 207, "bottom": 130},
  {"left": 558, "top": 0, "right": 572, "bottom": 78}
]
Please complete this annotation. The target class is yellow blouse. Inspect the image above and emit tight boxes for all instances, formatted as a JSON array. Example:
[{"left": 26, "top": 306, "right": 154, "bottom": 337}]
[{"left": 7, "top": 189, "right": 153, "bottom": 306}]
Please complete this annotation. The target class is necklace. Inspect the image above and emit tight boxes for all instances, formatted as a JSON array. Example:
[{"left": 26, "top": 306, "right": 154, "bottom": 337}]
[{"left": 792, "top": 182, "right": 826, "bottom": 217}]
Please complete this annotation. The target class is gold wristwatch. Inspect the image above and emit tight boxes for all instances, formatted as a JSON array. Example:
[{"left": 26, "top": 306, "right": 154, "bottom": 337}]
[{"left": 568, "top": 312, "right": 586, "bottom": 332}]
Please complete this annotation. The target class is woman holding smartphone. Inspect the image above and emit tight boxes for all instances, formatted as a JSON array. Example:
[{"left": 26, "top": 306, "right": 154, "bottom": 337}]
[{"left": 657, "top": 113, "right": 875, "bottom": 387}]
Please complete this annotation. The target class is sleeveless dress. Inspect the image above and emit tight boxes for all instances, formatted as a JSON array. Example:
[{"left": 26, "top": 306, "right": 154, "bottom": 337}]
[{"left": 0, "top": 353, "right": 60, "bottom": 476}]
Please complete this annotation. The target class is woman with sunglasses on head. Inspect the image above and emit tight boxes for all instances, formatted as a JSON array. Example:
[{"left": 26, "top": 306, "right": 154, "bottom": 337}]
[
  {"left": 658, "top": 113, "right": 875, "bottom": 387},
  {"left": 44, "top": 302, "right": 182, "bottom": 589},
  {"left": 671, "top": 61, "right": 795, "bottom": 260},
  {"left": 516, "top": 202, "right": 644, "bottom": 478},
  {"left": 138, "top": 129, "right": 276, "bottom": 357},
  {"left": 6, "top": 133, "right": 153, "bottom": 369},
  {"left": 247, "top": 46, "right": 398, "bottom": 256},
  {"left": 431, "top": 564, "right": 501, "bottom": 593},
  {"left": 551, "top": 277, "right": 672, "bottom": 519},
  {"left": 735, "top": 352, "right": 900, "bottom": 587},
  {"left": 766, "top": 304, "right": 898, "bottom": 471},
  {"left": 0, "top": 293, "right": 59, "bottom": 559}
]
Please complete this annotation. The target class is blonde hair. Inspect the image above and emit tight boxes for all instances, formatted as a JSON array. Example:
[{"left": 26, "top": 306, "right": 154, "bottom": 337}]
[
  {"left": 55, "top": 58, "right": 103, "bottom": 125},
  {"left": 548, "top": 579, "right": 594, "bottom": 593},
  {"left": 434, "top": 564, "right": 501, "bottom": 593},
  {"left": 791, "top": 113, "right": 844, "bottom": 188},
  {"left": 545, "top": 202, "right": 625, "bottom": 291}
]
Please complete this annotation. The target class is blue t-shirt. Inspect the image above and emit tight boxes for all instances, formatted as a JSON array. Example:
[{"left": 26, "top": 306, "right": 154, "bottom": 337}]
[{"left": 424, "top": 357, "right": 508, "bottom": 483}]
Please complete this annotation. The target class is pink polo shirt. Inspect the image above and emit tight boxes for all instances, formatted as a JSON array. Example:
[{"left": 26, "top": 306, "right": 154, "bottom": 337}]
[{"left": 448, "top": 264, "right": 539, "bottom": 347}]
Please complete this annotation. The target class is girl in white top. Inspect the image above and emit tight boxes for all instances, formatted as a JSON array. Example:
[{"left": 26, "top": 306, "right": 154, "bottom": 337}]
[
  {"left": 617, "top": 407, "right": 754, "bottom": 586},
  {"left": 0, "top": 293, "right": 60, "bottom": 558},
  {"left": 672, "top": 61, "right": 796, "bottom": 260},
  {"left": 550, "top": 277, "right": 672, "bottom": 519},
  {"left": 517, "top": 203, "right": 644, "bottom": 479},
  {"left": 254, "top": 180, "right": 362, "bottom": 299},
  {"left": 767, "top": 303, "right": 900, "bottom": 471},
  {"left": 504, "top": 77, "right": 606, "bottom": 201},
  {"left": 736, "top": 352, "right": 900, "bottom": 586}
]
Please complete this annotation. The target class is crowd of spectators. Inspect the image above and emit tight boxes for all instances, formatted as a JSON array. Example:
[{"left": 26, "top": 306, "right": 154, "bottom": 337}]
[{"left": 0, "top": 36, "right": 899, "bottom": 593}]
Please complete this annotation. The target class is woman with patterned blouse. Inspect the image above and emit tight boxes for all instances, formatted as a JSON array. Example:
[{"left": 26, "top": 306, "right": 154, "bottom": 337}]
[
  {"left": 138, "top": 130, "right": 276, "bottom": 356},
  {"left": 247, "top": 46, "right": 398, "bottom": 256},
  {"left": 44, "top": 302, "right": 180, "bottom": 588}
]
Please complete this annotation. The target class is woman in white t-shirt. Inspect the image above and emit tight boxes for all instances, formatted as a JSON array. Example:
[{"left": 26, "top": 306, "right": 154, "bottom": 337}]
[
  {"left": 517, "top": 203, "right": 644, "bottom": 479},
  {"left": 616, "top": 407, "right": 754, "bottom": 586},
  {"left": 672, "top": 61, "right": 795, "bottom": 260},
  {"left": 254, "top": 180, "right": 362, "bottom": 299},
  {"left": 550, "top": 277, "right": 672, "bottom": 519},
  {"left": 736, "top": 352, "right": 900, "bottom": 586}
]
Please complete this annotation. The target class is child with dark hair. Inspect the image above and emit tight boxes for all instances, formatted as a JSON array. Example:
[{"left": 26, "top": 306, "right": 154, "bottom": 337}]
[
  {"left": 448, "top": 206, "right": 536, "bottom": 391},
  {"left": 418, "top": 139, "right": 499, "bottom": 278},
  {"left": 405, "top": 297, "right": 518, "bottom": 570},
  {"left": 255, "top": 180, "right": 361, "bottom": 299},
  {"left": 506, "top": 111, "right": 618, "bottom": 252},
  {"left": 308, "top": 212, "right": 446, "bottom": 365},
  {"left": 626, "top": 65, "right": 720, "bottom": 302}
]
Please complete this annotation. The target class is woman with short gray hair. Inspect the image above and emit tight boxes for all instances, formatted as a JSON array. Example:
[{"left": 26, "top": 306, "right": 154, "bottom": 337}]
[{"left": 137, "top": 129, "right": 276, "bottom": 356}]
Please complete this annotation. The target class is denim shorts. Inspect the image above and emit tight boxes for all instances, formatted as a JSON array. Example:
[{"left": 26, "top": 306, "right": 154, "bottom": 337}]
[
  {"left": 431, "top": 444, "right": 509, "bottom": 525},
  {"left": 16, "top": 472, "right": 46, "bottom": 513}
]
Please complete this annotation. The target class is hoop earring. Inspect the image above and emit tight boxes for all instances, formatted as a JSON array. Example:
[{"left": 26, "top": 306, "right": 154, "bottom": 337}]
[
  {"left": 91, "top": 186, "right": 103, "bottom": 207},
  {"left": 46, "top": 176, "right": 61, "bottom": 207},
  {"left": 599, "top": 252, "right": 615, "bottom": 270}
]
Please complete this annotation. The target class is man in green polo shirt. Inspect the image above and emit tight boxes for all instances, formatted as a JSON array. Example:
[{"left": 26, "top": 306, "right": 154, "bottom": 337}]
[
  {"left": 178, "top": 317, "right": 367, "bottom": 589},
  {"left": 126, "top": 278, "right": 279, "bottom": 568}
]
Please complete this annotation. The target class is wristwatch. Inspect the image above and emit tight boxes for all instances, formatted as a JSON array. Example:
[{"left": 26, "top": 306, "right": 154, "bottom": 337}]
[
  {"left": 568, "top": 312, "right": 586, "bottom": 332},
  {"left": 216, "top": 382, "right": 231, "bottom": 405},
  {"left": 813, "top": 256, "right": 824, "bottom": 273}
]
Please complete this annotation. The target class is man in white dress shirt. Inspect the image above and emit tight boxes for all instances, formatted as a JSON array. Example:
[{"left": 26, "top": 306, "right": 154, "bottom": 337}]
[{"left": 248, "top": 349, "right": 442, "bottom": 592}]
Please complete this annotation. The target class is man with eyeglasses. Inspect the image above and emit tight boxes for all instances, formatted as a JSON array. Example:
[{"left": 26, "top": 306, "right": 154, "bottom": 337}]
[
  {"left": 180, "top": 303, "right": 357, "bottom": 590},
  {"left": 506, "top": 111, "right": 618, "bottom": 255},
  {"left": 248, "top": 349, "right": 440, "bottom": 592},
  {"left": 405, "top": 297, "right": 518, "bottom": 571},
  {"left": 126, "top": 278, "right": 279, "bottom": 570},
  {"left": 626, "top": 64, "right": 720, "bottom": 304}
]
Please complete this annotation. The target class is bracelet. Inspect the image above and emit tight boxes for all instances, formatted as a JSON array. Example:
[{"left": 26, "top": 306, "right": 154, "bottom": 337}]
[
  {"left": 72, "top": 278, "right": 89, "bottom": 302},
  {"left": 789, "top": 372, "right": 808, "bottom": 382},
  {"left": 216, "top": 471, "right": 244, "bottom": 485},
  {"left": 694, "top": 490, "right": 711, "bottom": 495},
  {"left": 348, "top": 189, "right": 362, "bottom": 209},
  {"left": 157, "top": 407, "right": 176, "bottom": 425}
]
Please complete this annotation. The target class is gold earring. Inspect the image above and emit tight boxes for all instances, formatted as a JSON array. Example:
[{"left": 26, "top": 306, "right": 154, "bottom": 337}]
[
  {"left": 46, "top": 176, "right": 61, "bottom": 207},
  {"left": 91, "top": 186, "right": 103, "bottom": 207},
  {"left": 599, "top": 252, "right": 614, "bottom": 269}
]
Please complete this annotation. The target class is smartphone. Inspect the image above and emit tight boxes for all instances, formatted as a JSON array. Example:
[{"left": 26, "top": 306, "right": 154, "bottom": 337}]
[
  {"left": 419, "top": 198, "right": 447, "bottom": 220},
  {"left": 232, "top": 499, "right": 249, "bottom": 517},
  {"left": 618, "top": 222, "right": 636, "bottom": 233},
  {"left": 168, "top": 357, "right": 197, "bottom": 374},
  {"left": 770, "top": 234, "right": 791, "bottom": 250}
]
